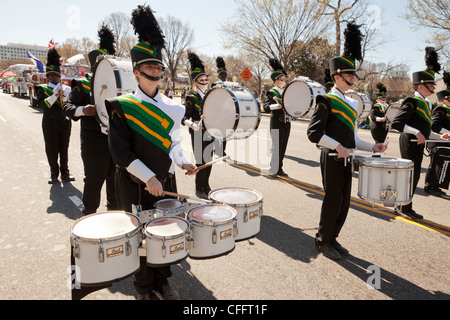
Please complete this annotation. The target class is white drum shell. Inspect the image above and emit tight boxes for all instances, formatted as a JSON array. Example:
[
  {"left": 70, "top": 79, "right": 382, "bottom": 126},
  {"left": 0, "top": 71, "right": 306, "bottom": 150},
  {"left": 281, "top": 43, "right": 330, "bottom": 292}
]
[
  {"left": 202, "top": 87, "right": 261, "bottom": 141},
  {"left": 187, "top": 205, "right": 237, "bottom": 259},
  {"left": 358, "top": 158, "right": 414, "bottom": 207},
  {"left": 70, "top": 211, "right": 141, "bottom": 286},
  {"left": 283, "top": 78, "right": 327, "bottom": 118},
  {"left": 386, "top": 100, "right": 403, "bottom": 123},
  {"left": 144, "top": 217, "right": 190, "bottom": 267},
  {"left": 208, "top": 187, "right": 263, "bottom": 241},
  {"left": 345, "top": 91, "right": 372, "bottom": 119},
  {"left": 92, "top": 57, "right": 136, "bottom": 131}
]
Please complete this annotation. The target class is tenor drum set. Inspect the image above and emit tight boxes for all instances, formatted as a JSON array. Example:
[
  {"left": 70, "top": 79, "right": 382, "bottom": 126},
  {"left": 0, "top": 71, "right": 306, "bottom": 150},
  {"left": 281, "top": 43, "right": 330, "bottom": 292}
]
[{"left": 70, "top": 187, "right": 264, "bottom": 287}]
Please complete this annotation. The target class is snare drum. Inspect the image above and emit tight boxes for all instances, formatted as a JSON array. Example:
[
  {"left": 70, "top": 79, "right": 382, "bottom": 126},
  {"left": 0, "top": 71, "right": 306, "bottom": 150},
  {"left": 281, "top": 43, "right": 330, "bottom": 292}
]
[
  {"left": 187, "top": 204, "right": 237, "bottom": 259},
  {"left": 385, "top": 100, "right": 403, "bottom": 123},
  {"left": 202, "top": 86, "right": 261, "bottom": 141},
  {"left": 358, "top": 158, "right": 414, "bottom": 207},
  {"left": 282, "top": 77, "right": 327, "bottom": 118},
  {"left": 70, "top": 211, "right": 142, "bottom": 286},
  {"left": 91, "top": 56, "right": 137, "bottom": 134},
  {"left": 345, "top": 90, "right": 372, "bottom": 119},
  {"left": 143, "top": 217, "right": 190, "bottom": 267},
  {"left": 209, "top": 187, "right": 263, "bottom": 241}
]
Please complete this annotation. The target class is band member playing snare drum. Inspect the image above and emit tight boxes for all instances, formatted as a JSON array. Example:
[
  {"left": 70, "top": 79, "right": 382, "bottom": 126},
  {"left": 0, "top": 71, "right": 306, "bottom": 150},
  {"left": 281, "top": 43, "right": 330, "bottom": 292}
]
[
  {"left": 369, "top": 83, "right": 389, "bottom": 144},
  {"left": 263, "top": 58, "right": 290, "bottom": 177},
  {"left": 107, "top": 5, "right": 197, "bottom": 300},
  {"left": 392, "top": 47, "right": 450, "bottom": 219},
  {"left": 307, "top": 22, "right": 387, "bottom": 260}
]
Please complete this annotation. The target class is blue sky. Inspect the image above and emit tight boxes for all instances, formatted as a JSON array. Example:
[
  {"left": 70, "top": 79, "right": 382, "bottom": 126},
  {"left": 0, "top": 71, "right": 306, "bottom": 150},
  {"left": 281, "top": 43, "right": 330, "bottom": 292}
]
[{"left": 0, "top": 0, "right": 444, "bottom": 75}]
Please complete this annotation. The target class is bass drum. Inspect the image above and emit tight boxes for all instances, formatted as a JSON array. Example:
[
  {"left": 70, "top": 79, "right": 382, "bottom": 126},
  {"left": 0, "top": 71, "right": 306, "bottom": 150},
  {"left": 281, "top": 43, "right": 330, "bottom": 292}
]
[
  {"left": 282, "top": 77, "right": 327, "bottom": 119},
  {"left": 202, "top": 86, "right": 261, "bottom": 141},
  {"left": 385, "top": 100, "right": 403, "bottom": 123},
  {"left": 345, "top": 90, "right": 372, "bottom": 119},
  {"left": 91, "top": 56, "right": 137, "bottom": 134}
]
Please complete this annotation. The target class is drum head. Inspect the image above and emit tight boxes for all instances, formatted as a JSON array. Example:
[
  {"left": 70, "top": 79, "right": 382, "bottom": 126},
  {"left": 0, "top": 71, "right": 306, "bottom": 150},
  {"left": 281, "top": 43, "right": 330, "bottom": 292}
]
[
  {"left": 209, "top": 187, "right": 262, "bottom": 205},
  {"left": 188, "top": 205, "right": 236, "bottom": 223},
  {"left": 145, "top": 217, "right": 188, "bottom": 237},
  {"left": 202, "top": 88, "right": 237, "bottom": 140},
  {"left": 71, "top": 211, "right": 140, "bottom": 241},
  {"left": 92, "top": 58, "right": 118, "bottom": 126},
  {"left": 386, "top": 101, "right": 402, "bottom": 123},
  {"left": 283, "top": 81, "right": 313, "bottom": 118},
  {"left": 155, "top": 199, "right": 182, "bottom": 210},
  {"left": 361, "top": 157, "right": 414, "bottom": 168}
]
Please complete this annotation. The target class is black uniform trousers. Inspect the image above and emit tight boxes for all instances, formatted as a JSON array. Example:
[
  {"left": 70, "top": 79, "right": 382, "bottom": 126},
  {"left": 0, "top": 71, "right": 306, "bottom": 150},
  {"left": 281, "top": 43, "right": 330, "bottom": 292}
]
[
  {"left": 370, "top": 123, "right": 388, "bottom": 144},
  {"left": 80, "top": 131, "right": 117, "bottom": 214},
  {"left": 115, "top": 167, "right": 177, "bottom": 295},
  {"left": 270, "top": 116, "right": 291, "bottom": 174},
  {"left": 190, "top": 128, "right": 215, "bottom": 193},
  {"left": 42, "top": 114, "right": 72, "bottom": 179},
  {"left": 399, "top": 133, "right": 424, "bottom": 213},
  {"left": 317, "top": 149, "right": 353, "bottom": 244}
]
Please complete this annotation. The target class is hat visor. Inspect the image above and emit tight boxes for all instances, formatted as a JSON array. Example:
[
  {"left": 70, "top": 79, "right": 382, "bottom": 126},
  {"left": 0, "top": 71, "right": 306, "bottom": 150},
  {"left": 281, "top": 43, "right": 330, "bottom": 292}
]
[
  {"left": 135, "top": 60, "right": 165, "bottom": 70},
  {"left": 341, "top": 70, "right": 359, "bottom": 78},
  {"left": 46, "top": 71, "right": 61, "bottom": 76}
]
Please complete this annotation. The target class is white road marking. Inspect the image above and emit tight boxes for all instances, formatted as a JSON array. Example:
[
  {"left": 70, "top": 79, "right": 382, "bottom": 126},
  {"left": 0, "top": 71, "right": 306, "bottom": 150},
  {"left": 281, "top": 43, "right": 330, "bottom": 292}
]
[{"left": 69, "top": 196, "right": 84, "bottom": 212}]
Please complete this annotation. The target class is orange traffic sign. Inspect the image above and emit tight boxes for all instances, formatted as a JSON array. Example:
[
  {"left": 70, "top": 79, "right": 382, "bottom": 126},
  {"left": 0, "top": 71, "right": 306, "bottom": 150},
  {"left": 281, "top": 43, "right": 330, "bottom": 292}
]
[{"left": 241, "top": 67, "right": 253, "bottom": 82}]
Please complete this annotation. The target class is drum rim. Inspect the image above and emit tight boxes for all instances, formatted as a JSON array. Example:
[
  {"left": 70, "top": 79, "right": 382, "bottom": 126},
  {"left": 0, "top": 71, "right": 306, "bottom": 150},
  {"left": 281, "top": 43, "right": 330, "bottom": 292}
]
[
  {"left": 70, "top": 211, "right": 142, "bottom": 245},
  {"left": 360, "top": 157, "right": 414, "bottom": 168},
  {"left": 155, "top": 198, "right": 184, "bottom": 213},
  {"left": 187, "top": 204, "right": 237, "bottom": 226},
  {"left": 208, "top": 187, "right": 263, "bottom": 207},
  {"left": 143, "top": 216, "right": 190, "bottom": 241},
  {"left": 282, "top": 79, "right": 315, "bottom": 118}
]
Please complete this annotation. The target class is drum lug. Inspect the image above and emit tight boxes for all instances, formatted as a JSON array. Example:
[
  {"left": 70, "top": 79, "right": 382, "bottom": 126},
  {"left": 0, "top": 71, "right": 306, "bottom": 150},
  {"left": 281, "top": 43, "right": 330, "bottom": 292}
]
[
  {"left": 212, "top": 228, "right": 217, "bottom": 244},
  {"left": 98, "top": 245, "right": 105, "bottom": 263},
  {"left": 73, "top": 242, "right": 80, "bottom": 259},
  {"left": 125, "top": 240, "right": 132, "bottom": 256},
  {"left": 233, "top": 222, "right": 238, "bottom": 238},
  {"left": 162, "top": 241, "right": 167, "bottom": 258}
]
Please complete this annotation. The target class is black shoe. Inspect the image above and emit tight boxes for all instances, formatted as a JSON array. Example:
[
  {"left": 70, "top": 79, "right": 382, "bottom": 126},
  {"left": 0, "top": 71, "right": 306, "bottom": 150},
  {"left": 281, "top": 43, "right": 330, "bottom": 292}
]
[
  {"left": 136, "top": 291, "right": 160, "bottom": 300},
  {"left": 277, "top": 170, "right": 289, "bottom": 177},
  {"left": 195, "top": 190, "right": 209, "bottom": 200},
  {"left": 315, "top": 240, "right": 341, "bottom": 260},
  {"left": 156, "top": 284, "right": 180, "bottom": 300},
  {"left": 48, "top": 177, "right": 58, "bottom": 184},
  {"left": 400, "top": 209, "right": 423, "bottom": 220},
  {"left": 61, "top": 174, "right": 75, "bottom": 182},
  {"left": 433, "top": 187, "right": 446, "bottom": 196},
  {"left": 332, "top": 240, "right": 350, "bottom": 256}
]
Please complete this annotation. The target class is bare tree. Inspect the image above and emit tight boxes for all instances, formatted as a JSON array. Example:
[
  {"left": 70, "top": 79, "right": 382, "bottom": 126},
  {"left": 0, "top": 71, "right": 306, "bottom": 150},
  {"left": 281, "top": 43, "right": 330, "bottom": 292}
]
[
  {"left": 220, "top": 0, "right": 330, "bottom": 70},
  {"left": 101, "top": 12, "right": 135, "bottom": 58},
  {"left": 159, "top": 15, "right": 194, "bottom": 90}
]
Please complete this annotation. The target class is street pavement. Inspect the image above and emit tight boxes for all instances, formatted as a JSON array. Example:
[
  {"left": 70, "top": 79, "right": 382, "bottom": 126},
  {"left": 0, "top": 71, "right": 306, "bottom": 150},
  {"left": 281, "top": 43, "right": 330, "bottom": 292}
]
[{"left": 0, "top": 92, "right": 448, "bottom": 301}]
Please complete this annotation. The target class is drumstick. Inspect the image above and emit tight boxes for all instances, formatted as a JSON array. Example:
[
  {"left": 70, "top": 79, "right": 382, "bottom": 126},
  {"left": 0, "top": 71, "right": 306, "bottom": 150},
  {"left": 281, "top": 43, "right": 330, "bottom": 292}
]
[
  {"left": 197, "top": 115, "right": 205, "bottom": 127},
  {"left": 194, "top": 156, "right": 230, "bottom": 172},
  {"left": 411, "top": 140, "right": 450, "bottom": 143}
]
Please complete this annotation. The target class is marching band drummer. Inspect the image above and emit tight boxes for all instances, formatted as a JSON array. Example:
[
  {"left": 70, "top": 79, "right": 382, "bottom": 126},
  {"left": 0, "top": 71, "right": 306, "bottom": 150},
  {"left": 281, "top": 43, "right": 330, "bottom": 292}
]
[
  {"left": 263, "top": 58, "right": 290, "bottom": 177},
  {"left": 37, "top": 47, "right": 74, "bottom": 184},
  {"left": 424, "top": 71, "right": 450, "bottom": 197},
  {"left": 63, "top": 25, "right": 117, "bottom": 216},
  {"left": 307, "top": 22, "right": 388, "bottom": 260},
  {"left": 182, "top": 52, "right": 214, "bottom": 199},
  {"left": 107, "top": 5, "right": 197, "bottom": 300},
  {"left": 391, "top": 47, "right": 450, "bottom": 220},
  {"left": 369, "top": 83, "right": 389, "bottom": 144}
]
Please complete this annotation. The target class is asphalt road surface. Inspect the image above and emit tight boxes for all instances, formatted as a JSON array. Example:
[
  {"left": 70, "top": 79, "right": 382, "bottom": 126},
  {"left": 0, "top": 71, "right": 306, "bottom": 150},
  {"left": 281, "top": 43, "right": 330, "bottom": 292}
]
[{"left": 0, "top": 91, "right": 448, "bottom": 302}]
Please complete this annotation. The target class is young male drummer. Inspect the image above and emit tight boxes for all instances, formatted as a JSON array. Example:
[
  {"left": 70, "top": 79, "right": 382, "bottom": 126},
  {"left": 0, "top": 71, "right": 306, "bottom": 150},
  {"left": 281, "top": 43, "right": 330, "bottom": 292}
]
[
  {"left": 391, "top": 47, "right": 450, "bottom": 219},
  {"left": 424, "top": 71, "right": 450, "bottom": 196},
  {"left": 307, "top": 22, "right": 387, "bottom": 260},
  {"left": 37, "top": 47, "right": 74, "bottom": 184},
  {"left": 107, "top": 5, "right": 197, "bottom": 300},
  {"left": 263, "top": 58, "right": 290, "bottom": 177},
  {"left": 63, "top": 25, "right": 117, "bottom": 215},
  {"left": 182, "top": 52, "right": 214, "bottom": 199},
  {"left": 369, "top": 83, "right": 389, "bottom": 143}
]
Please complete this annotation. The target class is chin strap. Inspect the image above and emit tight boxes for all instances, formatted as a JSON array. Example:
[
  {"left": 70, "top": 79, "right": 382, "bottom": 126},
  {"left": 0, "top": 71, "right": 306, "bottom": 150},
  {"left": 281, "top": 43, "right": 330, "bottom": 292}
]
[{"left": 424, "top": 83, "right": 435, "bottom": 95}]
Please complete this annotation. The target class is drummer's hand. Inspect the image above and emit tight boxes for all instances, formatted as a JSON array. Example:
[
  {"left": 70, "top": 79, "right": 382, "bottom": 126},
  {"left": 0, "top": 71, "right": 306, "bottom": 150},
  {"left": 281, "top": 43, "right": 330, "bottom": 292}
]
[
  {"left": 415, "top": 132, "right": 426, "bottom": 144},
  {"left": 183, "top": 163, "right": 198, "bottom": 176},
  {"left": 277, "top": 104, "right": 283, "bottom": 110},
  {"left": 441, "top": 133, "right": 450, "bottom": 141},
  {"left": 191, "top": 123, "right": 200, "bottom": 131},
  {"left": 381, "top": 117, "right": 387, "bottom": 122},
  {"left": 83, "top": 104, "right": 96, "bottom": 116},
  {"left": 335, "top": 144, "right": 350, "bottom": 158},
  {"left": 373, "top": 142, "right": 388, "bottom": 153},
  {"left": 146, "top": 176, "right": 163, "bottom": 197}
]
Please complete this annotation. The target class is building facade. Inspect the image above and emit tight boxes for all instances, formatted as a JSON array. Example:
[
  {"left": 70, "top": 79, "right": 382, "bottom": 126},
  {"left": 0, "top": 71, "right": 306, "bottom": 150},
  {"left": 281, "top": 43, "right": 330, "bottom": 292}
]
[{"left": 0, "top": 43, "right": 47, "bottom": 62}]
